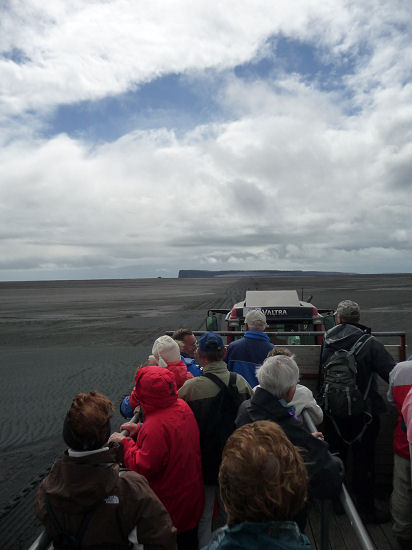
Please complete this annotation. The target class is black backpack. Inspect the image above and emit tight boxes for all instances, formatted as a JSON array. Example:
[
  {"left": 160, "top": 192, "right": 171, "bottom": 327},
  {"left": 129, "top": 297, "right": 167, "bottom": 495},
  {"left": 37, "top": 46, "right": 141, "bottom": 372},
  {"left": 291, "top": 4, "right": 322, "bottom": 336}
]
[
  {"left": 200, "top": 372, "right": 244, "bottom": 484},
  {"left": 320, "top": 333, "right": 373, "bottom": 444}
]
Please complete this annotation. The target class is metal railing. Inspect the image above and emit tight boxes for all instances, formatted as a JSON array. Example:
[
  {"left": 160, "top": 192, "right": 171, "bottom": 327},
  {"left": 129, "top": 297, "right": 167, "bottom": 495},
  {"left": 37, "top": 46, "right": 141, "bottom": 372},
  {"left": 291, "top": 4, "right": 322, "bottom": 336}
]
[
  {"left": 184, "top": 330, "right": 407, "bottom": 361},
  {"left": 302, "top": 410, "right": 376, "bottom": 550}
]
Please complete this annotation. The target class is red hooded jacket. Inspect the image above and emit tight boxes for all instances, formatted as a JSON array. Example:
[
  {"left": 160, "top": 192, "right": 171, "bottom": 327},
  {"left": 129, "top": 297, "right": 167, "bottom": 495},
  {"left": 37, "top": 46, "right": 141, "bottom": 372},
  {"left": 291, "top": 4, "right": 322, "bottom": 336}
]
[
  {"left": 121, "top": 366, "right": 204, "bottom": 533},
  {"left": 129, "top": 360, "right": 192, "bottom": 410}
]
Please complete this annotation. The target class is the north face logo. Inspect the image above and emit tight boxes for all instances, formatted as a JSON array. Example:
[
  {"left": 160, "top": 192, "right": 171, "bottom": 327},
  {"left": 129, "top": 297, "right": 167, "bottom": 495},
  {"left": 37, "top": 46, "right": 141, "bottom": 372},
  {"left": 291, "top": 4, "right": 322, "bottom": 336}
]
[{"left": 104, "top": 495, "right": 119, "bottom": 504}]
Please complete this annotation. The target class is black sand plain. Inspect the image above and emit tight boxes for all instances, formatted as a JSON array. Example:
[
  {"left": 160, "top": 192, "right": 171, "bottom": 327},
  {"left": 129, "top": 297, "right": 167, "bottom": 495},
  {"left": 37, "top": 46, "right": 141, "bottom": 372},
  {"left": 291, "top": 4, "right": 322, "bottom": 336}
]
[{"left": 1, "top": 274, "right": 411, "bottom": 550}]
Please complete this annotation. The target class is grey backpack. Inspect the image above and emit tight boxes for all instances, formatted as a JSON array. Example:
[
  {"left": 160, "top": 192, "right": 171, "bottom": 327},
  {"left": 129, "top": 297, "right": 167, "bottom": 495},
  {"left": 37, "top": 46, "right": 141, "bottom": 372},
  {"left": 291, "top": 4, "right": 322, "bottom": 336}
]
[{"left": 321, "top": 333, "right": 373, "bottom": 443}]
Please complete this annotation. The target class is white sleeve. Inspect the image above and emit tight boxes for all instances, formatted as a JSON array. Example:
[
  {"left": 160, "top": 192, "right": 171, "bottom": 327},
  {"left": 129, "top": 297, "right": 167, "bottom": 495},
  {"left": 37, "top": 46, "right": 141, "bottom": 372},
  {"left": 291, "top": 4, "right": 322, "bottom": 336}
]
[
  {"left": 292, "top": 384, "right": 323, "bottom": 425},
  {"left": 387, "top": 364, "right": 399, "bottom": 404}
]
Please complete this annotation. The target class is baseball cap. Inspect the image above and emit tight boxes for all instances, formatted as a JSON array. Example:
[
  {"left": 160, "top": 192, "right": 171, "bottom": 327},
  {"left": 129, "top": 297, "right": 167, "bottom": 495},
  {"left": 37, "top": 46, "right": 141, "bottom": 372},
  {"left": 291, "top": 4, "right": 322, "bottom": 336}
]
[
  {"left": 198, "top": 332, "right": 225, "bottom": 352},
  {"left": 245, "top": 309, "right": 267, "bottom": 327}
]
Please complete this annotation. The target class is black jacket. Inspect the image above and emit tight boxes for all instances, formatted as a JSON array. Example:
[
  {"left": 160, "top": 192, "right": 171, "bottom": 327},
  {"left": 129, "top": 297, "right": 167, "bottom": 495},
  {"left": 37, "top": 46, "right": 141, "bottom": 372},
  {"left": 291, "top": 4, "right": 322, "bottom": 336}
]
[
  {"left": 321, "top": 322, "right": 396, "bottom": 414},
  {"left": 235, "top": 387, "right": 344, "bottom": 501}
]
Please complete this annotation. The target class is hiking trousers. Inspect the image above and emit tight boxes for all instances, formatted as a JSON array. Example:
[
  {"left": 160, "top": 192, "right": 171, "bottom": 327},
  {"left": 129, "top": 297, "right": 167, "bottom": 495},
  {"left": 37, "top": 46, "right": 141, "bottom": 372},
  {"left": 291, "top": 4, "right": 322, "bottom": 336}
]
[
  {"left": 391, "top": 454, "right": 412, "bottom": 540},
  {"left": 323, "top": 414, "right": 380, "bottom": 511}
]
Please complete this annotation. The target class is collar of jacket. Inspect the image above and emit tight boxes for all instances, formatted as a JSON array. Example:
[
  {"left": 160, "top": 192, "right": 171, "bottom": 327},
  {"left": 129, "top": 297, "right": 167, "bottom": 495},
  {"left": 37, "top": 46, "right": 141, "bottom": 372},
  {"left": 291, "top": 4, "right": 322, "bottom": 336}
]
[
  {"left": 203, "top": 360, "right": 229, "bottom": 375},
  {"left": 340, "top": 321, "right": 371, "bottom": 333},
  {"left": 251, "top": 387, "right": 293, "bottom": 420},
  {"left": 63, "top": 444, "right": 121, "bottom": 466},
  {"left": 225, "top": 520, "right": 305, "bottom": 544},
  {"left": 181, "top": 353, "right": 198, "bottom": 365},
  {"left": 325, "top": 322, "right": 371, "bottom": 347},
  {"left": 244, "top": 330, "right": 271, "bottom": 342}
]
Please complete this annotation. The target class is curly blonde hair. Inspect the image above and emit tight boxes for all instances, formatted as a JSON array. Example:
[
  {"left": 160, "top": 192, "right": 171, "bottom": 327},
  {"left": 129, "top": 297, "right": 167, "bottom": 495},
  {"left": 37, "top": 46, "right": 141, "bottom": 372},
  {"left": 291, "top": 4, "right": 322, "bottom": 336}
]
[{"left": 219, "top": 420, "right": 307, "bottom": 526}]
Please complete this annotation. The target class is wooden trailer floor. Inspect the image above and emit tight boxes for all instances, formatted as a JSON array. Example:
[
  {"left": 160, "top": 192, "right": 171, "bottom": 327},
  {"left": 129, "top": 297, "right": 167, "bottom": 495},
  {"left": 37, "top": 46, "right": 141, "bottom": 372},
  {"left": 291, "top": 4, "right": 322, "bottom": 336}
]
[{"left": 307, "top": 500, "right": 403, "bottom": 550}]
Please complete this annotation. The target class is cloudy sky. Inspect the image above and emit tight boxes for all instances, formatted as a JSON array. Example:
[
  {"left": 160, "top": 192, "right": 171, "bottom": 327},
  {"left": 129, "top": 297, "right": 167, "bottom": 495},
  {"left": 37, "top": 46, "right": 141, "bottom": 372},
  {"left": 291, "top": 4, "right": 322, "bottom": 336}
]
[{"left": 1, "top": 0, "right": 411, "bottom": 281}]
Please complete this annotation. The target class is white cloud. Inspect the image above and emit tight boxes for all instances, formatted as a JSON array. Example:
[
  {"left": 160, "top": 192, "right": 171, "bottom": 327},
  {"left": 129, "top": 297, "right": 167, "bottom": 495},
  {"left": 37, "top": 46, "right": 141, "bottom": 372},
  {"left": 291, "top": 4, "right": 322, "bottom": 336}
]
[
  {"left": 1, "top": 67, "right": 412, "bottom": 278},
  {"left": 1, "top": 0, "right": 412, "bottom": 279}
]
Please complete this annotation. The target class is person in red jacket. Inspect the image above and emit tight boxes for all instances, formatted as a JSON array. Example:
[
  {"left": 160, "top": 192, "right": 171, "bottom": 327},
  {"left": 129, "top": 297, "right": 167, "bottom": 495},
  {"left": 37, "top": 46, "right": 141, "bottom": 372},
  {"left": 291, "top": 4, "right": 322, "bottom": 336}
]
[
  {"left": 110, "top": 366, "right": 204, "bottom": 550},
  {"left": 387, "top": 359, "right": 412, "bottom": 548}
]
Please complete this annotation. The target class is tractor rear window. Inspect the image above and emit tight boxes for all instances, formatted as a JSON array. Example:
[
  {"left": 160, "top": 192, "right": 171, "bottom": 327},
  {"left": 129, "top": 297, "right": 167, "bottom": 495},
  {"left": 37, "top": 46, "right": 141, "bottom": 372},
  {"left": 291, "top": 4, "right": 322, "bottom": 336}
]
[{"left": 266, "top": 321, "right": 317, "bottom": 345}]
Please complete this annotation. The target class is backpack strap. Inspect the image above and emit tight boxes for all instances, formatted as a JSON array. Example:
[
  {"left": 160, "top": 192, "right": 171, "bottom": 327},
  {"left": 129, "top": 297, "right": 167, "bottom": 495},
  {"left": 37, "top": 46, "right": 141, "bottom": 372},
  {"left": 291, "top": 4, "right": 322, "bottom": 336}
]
[
  {"left": 351, "top": 334, "right": 374, "bottom": 400},
  {"left": 351, "top": 333, "right": 373, "bottom": 355},
  {"left": 204, "top": 372, "right": 240, "bottom": 404},
  {"left": 204, "top": 372, "right": 228, "bottom": 390},
  {"left": 328, "top": 411, "right": 373, "bottom": 446},
  {"left": 204, "top": 372, "right": 237, "bottom": 390},
  {"left": 45, "top": 493, "right": 97, "bottom": 549}
]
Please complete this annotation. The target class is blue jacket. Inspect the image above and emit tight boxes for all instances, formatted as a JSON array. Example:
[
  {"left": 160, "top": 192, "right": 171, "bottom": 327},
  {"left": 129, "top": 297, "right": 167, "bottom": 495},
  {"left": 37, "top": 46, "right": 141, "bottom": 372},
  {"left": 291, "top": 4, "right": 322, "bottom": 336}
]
[
  {"left": 203, "top": 521, "right": 311, "bottom": 550},
  {"left": 181, "top": 354, "right": 202, "bottom": 377},
  {"left": 225, "top": 331, "right": 274, "bottom": 387}
]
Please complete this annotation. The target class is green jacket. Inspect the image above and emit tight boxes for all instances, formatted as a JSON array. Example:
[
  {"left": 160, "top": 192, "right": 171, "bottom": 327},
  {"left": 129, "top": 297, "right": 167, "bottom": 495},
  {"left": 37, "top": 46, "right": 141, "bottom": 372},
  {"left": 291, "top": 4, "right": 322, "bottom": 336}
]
[{"left": 179, "top": 361, "right": 253, "bottom": 483}]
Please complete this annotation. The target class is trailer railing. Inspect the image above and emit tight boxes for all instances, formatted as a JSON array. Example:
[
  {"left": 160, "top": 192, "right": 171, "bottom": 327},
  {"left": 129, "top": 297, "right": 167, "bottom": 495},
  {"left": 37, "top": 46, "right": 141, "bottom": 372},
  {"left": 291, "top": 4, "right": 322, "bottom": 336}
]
[
  {"left": 181, "top": 330, "right": 407, "bottom": 361},
  {"left": 302, "top": 410, "right": 376, "bottom": 550}
]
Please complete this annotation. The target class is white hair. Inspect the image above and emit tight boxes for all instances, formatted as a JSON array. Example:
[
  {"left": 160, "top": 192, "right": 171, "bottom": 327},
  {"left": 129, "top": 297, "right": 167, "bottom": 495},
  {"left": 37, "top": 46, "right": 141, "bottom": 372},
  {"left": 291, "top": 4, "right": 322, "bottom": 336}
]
[{"left": 256, "top": 355, "right": 299, "bottom": 399}]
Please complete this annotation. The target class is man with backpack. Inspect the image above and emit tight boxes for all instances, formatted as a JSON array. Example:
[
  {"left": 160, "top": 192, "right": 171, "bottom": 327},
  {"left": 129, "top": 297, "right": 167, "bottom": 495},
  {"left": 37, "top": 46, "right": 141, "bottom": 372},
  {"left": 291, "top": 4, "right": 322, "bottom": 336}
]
[
  {"left": 320, "top": 299, "right": 396, "bottom": 523},
  {"left": 178, "top": 332, "right": 253, "bottom": 549}
]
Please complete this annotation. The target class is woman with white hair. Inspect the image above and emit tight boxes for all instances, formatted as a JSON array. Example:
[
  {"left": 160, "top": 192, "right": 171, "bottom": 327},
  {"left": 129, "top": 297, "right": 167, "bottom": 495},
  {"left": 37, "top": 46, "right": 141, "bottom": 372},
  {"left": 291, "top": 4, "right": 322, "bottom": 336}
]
[
  {"left": 235, "top": 355, "right": 344, "bottom": 530},
  {"left": 266, "top": 347, "right": 323, "bottom": 425}
]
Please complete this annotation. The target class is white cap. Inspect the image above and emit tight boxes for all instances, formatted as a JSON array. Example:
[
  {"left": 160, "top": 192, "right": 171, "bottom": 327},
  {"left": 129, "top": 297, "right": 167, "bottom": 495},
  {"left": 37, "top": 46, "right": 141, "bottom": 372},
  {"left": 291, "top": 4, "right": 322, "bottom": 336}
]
[
  {"left": 245, "top": 309, "right": 267, "bottom": 329},
  {"left": 152, "top": 335, "right": 181, "bottom": 367}
]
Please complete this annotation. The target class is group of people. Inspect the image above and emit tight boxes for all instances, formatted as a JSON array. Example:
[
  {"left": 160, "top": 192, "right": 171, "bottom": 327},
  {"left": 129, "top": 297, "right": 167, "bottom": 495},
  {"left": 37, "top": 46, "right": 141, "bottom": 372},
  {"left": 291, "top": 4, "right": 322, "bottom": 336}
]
[{"left": 35, "top": 299, "right": 412, "bottom": 550}]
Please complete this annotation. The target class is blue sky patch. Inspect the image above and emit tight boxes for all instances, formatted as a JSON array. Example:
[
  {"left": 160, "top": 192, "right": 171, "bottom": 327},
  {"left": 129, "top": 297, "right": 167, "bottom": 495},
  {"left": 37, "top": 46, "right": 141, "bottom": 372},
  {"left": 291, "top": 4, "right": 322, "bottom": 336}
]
[
  {"left": 2, "top": 48, "right": 30, "bottom": 64},
  {"left": 235, "top": 35, "right": 360, "bottom": 92},
  {"left": 42, "top": 73, "right": 225, "bottom": 143}
]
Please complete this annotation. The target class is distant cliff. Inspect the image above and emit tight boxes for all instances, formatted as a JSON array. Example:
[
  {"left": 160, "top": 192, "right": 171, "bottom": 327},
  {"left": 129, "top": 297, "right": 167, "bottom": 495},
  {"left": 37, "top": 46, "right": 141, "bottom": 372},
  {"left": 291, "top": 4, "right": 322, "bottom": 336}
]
[{"left": 178, "top": 269, "right": 344, "bottom": 278}]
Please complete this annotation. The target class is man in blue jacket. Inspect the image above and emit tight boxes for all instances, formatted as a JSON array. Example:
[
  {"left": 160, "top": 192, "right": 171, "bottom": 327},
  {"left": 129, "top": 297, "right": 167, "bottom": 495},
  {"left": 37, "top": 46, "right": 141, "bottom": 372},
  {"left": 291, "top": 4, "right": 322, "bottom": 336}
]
[
  {"left": 225, "top": 309, "right": 274, "bottom": 387},
  {"left": 173, "top": 327, "right": 202, "bottom": 377}
]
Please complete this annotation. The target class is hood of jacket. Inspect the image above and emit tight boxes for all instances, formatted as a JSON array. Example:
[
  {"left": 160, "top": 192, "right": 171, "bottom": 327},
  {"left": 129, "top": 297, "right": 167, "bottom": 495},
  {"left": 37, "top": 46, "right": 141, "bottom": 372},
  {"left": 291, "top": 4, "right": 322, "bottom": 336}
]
[
  {"left": 165, "top": 359, "right": 192, "bottom": 388},
  {"left": 42, "top": 445, "right": 122, "bottom": 513},
  {"left": 324, "top": 322, "right": 371, "bottom": 349},
  {"left": 135, "top": 365, "right": 178, "bottom": 413}
]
